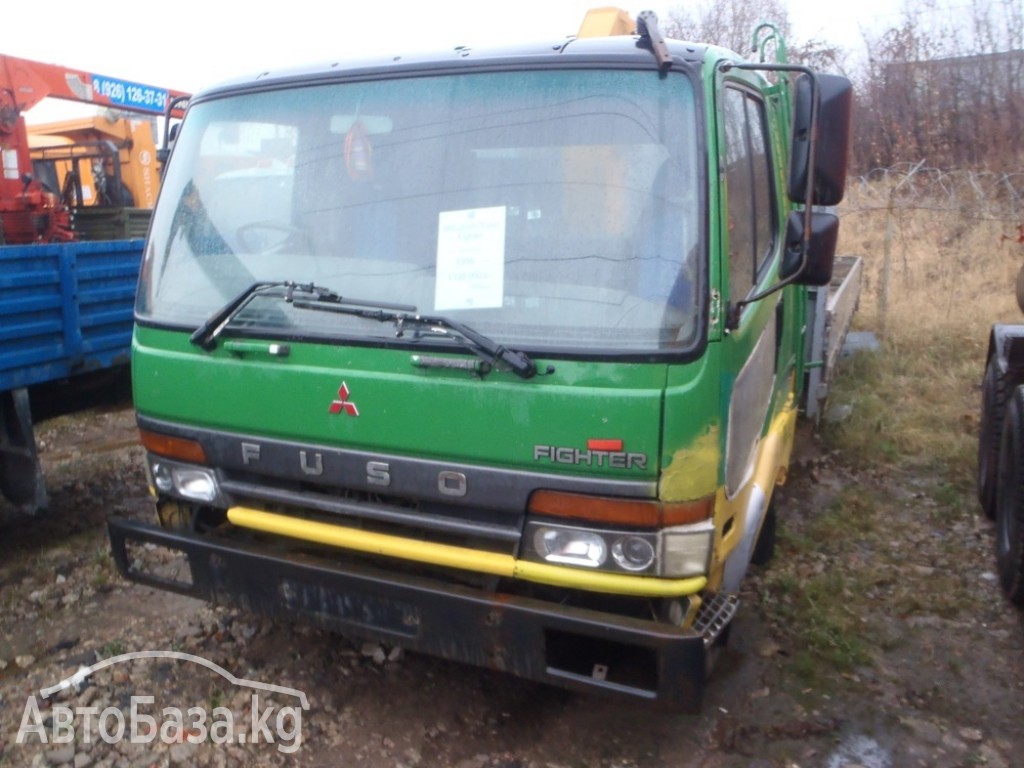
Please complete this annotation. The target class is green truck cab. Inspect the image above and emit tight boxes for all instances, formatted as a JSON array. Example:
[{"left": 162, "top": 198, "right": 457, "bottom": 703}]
[{"left": 108, "top": 11, "right": 854, "bottom": 709}]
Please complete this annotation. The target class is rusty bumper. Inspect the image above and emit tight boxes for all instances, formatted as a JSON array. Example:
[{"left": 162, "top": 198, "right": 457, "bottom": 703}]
[{"left": 108, "top": 517, "right": 709, "bottom": 710}]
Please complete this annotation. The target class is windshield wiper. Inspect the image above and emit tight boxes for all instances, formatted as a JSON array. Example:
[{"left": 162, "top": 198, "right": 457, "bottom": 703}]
[
  {"left": 189, "top": 281, "right": 414, "bottom": 351},
  {"left": 192, "top": 282, "right": 538, "bottom": 379},
  {"left": 402, "top": 314, "right": 538, "bottom": 379},
  {"left": 290, "top": 291, "right": 539, "bottom": 379},
  {"left": 190, "top": 281, "right": 288, "bottom": 350}
]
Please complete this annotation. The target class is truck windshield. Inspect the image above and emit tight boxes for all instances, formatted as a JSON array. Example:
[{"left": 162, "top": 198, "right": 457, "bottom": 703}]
[{"left": 138, "top": 68, "right": 703, "bottom": 354}]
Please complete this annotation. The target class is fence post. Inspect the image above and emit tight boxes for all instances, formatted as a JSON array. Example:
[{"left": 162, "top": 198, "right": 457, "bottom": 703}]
[
  {"left": 878, "top": 160, "right": 927, "bottom": 338},
  {"left": 880, "top": 188, "right": 894, "bottom": 337}
]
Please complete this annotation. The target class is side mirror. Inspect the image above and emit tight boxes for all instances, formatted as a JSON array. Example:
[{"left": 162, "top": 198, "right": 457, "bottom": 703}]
[
  {"left": 159, "top": 94, "right": 189, "bottom": 170},
  {"left": 788, "top": 73, "right": 853, "bottom": 206},
  {"left": 780, "top": 210, "right": 838, "bottom": 286},
  {"left": 157, "top": 123, "right": 181, "bottom": 167}
]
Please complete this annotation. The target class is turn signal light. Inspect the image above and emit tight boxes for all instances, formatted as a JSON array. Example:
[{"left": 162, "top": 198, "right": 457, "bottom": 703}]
[
  {"left": 528, "top": 490, "right": 713, "bottom": 528},
  {"left": 138, "top": 429, "right": 207, "bottom": 464}
]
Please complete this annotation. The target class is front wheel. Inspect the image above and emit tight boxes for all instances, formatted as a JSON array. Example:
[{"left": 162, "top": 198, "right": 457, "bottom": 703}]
[{"left": 994, "top": 385, "right": 1024, "bottom": 604}]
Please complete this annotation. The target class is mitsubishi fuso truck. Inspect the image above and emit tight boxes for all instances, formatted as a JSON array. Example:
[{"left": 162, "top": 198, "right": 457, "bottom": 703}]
[{"left": 108, "top": 9, "right": 856, "bottom": 709}]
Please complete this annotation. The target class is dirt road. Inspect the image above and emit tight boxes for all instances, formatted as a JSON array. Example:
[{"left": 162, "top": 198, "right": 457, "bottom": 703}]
[{"left": 1, "top": 400, "right": 1021, "bottom": 767}]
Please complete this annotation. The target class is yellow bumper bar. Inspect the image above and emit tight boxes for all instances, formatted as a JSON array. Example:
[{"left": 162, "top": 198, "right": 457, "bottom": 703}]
[{"left": 227, "top": 506, "right": 707, "bottom": 598}]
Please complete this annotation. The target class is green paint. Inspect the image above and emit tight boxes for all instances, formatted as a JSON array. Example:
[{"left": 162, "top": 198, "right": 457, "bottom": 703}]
[{"left": 134, "top": 326, "right": 667, "bottom": 478}]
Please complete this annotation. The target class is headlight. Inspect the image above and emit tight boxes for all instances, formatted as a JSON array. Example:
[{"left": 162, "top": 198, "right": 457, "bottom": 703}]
[
  {"left": 147, "top": 456, "right": 221, "bottom": 504},
  {"left": 611, "top": 535, "right": 657, "bottom": 571},
  {"left": 151, "top": 461, "right": 174, "bottom": 493},
  {"left": 525, "top": 490, "right": 716, "bottom": 577},
  {"left": 525, "top": 519, "right": 715, "bottom": 578},
  {"left": 533, "top": 526, "right": 607, "bottom": 568},
  {"left": 527, "top": 523, "right": 663, "bottom": 575},
  {"left": 172, "top": 467, "right": 219, "bottom": 502}
]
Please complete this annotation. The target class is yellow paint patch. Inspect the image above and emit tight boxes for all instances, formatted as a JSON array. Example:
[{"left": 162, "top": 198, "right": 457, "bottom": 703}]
[{"left": 660, "top": 426, "right": 721, "bottom": 502}]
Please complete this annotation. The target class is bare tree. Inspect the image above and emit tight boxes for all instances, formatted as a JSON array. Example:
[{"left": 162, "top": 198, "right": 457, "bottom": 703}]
[
  {"left": 664, "top": 0, "right": 1022, "bottom": 172},
  {"left": 788, "top": 38, "right": 850, "bottom": 74},
  {"left": 854, "top": 0, "right": 1024, "bottom": 171},
  {"left": 663, "top": 0, "right": 793, "bottom": 59}
]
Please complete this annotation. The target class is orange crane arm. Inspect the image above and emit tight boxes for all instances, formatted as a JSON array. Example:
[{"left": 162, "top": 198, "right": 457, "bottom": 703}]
[
  {"left": 0, "top": 53, "right": 188, "bottom": 117},
  {"left": 1, "top": 54, "right": 189, "bottom": 243}
]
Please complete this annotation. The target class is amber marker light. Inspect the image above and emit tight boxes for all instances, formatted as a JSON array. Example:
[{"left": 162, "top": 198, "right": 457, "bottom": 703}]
[
  {"left": 138, "top": 429, "right": 208, "bottom": 464},
  {"left": 528, "top": 490, "right": 713, "bottom": 528}
]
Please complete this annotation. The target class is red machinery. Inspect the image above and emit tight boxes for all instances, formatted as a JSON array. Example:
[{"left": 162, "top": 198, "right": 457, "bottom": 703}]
[{"left": 0, "top": 54, "right": 187, "bottom": 244}]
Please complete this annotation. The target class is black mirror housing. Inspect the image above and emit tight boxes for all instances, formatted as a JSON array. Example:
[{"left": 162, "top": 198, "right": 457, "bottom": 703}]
[
  {"left": 788, "top": 74, "right": 853, "bottom": 207},
  {"left": 781, "top": 210, "right": 839, "bottom": 286}
]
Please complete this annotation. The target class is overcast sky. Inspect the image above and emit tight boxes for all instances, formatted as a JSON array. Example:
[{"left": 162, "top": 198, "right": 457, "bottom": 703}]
[{"left": 5, "top": 0, "right": 907, "bottom": 121}]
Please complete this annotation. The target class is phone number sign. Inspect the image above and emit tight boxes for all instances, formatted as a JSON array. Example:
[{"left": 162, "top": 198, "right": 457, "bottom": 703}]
[{"left": 91, "top": 74, "right": 168, "bottom": 114}]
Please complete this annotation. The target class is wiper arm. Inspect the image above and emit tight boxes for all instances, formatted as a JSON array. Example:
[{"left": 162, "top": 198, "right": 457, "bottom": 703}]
[
  {"left": 289, "top": 285, "right": 418, "bottom": 317},
  {"left": 289, "top": 293, "right": 538, "bottom": 379},
  {"left": 190, "top": 281, "right": 402, "bottom": 350},
  {"left": 190, "top": 281, "right": 289, "bottom": 350},
  {"left": 404, "top": 314, "right": 538, "bottom": 380}
]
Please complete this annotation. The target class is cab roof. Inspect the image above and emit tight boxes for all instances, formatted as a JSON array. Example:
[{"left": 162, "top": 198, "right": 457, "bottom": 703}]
[{"left": 193, "top": 34, "right": 718, "bottom": 102}]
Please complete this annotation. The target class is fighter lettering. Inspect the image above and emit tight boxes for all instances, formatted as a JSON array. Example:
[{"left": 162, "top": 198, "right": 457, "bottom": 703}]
[{"left": 533, "top": 445, "right": 647, "bottom": 470}]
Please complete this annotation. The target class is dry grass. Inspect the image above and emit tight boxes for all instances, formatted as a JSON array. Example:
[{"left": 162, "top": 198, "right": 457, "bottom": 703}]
[
  {"left": 839, "top": 182, "right": 1022, "bottom": 335},
  {"left": 824, "top": 179, "right": 1024, "bottom": 483},
  {"left": 754, "top": 178, "right": 1024, "bottom": 683}
]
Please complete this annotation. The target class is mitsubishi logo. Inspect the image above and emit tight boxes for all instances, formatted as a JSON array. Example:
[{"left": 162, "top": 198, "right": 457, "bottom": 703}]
[{"left": 328, "top": 382, "right": 359, "bottom": 416}]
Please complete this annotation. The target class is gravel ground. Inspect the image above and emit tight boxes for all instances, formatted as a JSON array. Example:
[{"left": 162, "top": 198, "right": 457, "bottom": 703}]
[{"left": 0, "top": 400, "right": 1022, "bottom": 768}]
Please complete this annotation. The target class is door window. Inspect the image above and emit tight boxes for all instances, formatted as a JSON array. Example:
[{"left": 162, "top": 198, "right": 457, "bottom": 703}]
[{"left": 722, "top": 88, "right": 777, "bottom": 305}]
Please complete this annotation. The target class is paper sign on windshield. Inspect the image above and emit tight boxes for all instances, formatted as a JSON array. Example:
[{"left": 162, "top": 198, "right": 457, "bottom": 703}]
[{"left": 435, "top": 207, "right": 506, "bottom": 311}]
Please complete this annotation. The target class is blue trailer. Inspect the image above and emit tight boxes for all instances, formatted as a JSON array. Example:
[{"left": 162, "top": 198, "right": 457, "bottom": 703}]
[{"left": 0, "top": 239, "right": 142, "bottom": 519}]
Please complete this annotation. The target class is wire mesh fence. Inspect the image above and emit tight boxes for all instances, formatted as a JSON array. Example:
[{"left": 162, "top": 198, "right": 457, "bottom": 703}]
[
  {"left": 847, "top": 165, "right": 1024, "bottom": 221},
  {"left": 839, "top": 165, "right": 1024, "bottom": 334}
]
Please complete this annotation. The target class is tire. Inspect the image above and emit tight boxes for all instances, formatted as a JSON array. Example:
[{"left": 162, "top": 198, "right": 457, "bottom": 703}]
[
  {"left": 750, "top": 495, "right": 777, "bottom": 566},
  {"left": 978, "top": 355, "right": 1006, "bottom": 519},
  {"left": 994, "top": 385, "right": 1024, "bottom": 605}
]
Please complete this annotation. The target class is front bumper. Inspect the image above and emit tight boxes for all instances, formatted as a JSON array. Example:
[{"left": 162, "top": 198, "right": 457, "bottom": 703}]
[{"left": 108, "top": 517, "right": 727, "bottom": 710}]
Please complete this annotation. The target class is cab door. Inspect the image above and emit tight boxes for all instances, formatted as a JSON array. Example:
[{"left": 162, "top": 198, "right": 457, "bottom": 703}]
[{"left": 715, "top": 77, "right": 790, "bottom": 591}]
